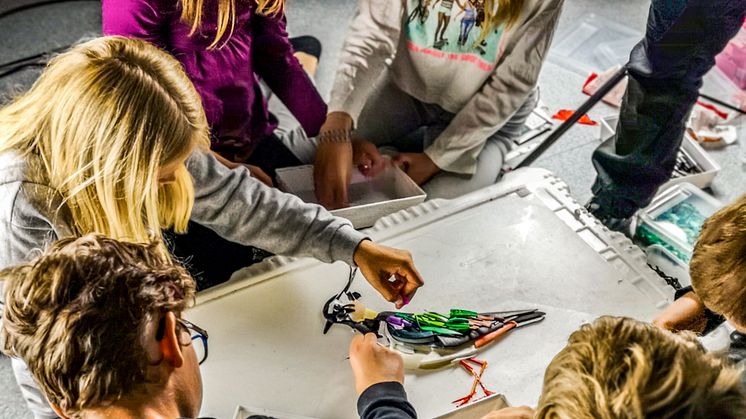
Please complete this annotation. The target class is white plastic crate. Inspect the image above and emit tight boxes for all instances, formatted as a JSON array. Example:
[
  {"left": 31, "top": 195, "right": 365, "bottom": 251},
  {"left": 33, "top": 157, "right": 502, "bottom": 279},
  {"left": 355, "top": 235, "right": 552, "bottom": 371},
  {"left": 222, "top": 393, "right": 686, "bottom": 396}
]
[
  {"left": 276, "top": 164, "right": 426, "bottom": 229},
  {"left": 635, "top": 182, "right": 723, "bottom": 264},
  {"left": 598, "top": 117, "right": 721, "bottom": 189},
  {"left": 190, "top": 168, "right": 672, "bottom": 419}
]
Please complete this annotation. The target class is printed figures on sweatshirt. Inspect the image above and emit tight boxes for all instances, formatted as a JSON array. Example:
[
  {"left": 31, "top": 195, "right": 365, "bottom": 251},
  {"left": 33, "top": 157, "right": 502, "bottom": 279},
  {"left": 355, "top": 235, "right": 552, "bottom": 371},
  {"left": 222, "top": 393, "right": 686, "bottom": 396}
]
[{"left": 406, "top": 0, "right": 503, "bottom": 66}]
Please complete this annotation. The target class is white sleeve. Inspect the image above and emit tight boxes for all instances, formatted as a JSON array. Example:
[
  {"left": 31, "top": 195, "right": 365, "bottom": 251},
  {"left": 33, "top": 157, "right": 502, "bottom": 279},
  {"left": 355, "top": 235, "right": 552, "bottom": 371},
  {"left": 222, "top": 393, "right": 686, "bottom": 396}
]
[
  {"left": 424, "top": 0, "right": 564, "bottom": 175},
  {"left": 327, "top": 0, "right": 405, "bottom": 125}
]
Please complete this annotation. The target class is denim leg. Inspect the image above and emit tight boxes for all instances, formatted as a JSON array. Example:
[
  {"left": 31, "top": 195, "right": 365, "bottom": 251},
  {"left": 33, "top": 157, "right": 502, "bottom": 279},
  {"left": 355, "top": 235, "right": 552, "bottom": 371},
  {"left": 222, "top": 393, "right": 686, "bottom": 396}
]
[{"left": 590, "top": 0, "right": 746, "bottom": 217}]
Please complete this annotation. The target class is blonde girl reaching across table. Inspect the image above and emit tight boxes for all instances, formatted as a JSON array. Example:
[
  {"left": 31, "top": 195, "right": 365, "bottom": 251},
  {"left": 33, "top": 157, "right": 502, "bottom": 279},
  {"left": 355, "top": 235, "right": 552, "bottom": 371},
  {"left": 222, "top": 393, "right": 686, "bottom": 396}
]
[{"left": 0, "top": 36, "right": 424, "bottom": 418}]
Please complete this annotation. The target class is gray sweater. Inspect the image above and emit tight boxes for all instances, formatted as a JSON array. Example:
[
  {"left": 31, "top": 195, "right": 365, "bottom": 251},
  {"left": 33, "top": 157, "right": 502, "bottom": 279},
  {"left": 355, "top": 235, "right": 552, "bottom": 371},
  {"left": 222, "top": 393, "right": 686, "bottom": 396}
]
[
  {"left": 0, "top": 149, "right": 367, "bottom": 418},
  {"left": 0, "top": 148, "right": 367, "bottom": 270}
]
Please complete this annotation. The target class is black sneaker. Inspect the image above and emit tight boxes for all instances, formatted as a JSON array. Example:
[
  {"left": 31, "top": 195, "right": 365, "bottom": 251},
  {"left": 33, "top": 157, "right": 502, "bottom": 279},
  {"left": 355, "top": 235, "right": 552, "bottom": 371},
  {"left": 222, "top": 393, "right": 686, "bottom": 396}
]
[
  {"left": 289, "top": 35, "right": 322, "bottom": 60},
  {"left": 585, "top": 198, "right": 634, "bottom": 234}
]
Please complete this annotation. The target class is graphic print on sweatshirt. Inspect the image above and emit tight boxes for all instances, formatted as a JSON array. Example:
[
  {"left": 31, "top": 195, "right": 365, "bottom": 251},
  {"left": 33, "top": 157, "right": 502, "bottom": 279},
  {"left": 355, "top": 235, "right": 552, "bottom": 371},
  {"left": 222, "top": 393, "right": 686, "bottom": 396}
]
[{"left": 405, "top": 0, "right": 504, "bottom": 71}]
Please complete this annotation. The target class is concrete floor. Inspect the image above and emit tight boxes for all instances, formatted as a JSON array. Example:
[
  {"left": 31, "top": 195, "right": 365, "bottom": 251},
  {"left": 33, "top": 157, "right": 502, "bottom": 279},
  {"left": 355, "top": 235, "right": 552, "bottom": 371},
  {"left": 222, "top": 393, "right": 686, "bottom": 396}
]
[{"left": 1, "top": 0, "right": 745, "bottom": 417}]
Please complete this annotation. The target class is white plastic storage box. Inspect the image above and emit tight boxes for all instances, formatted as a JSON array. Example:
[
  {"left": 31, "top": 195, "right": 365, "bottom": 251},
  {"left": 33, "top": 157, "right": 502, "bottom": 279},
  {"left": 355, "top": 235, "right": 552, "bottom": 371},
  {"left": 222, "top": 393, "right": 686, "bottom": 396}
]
[
  {"left": 276, "top": 164, "right": 426, "bottom": 229},
  {"left": 635, "top": 183, "right": 723, "bottom": 264},
  {"left": 661, "top": 132, "right": 721, "bottom": 190},
  {"left": 598, "top": 119, "right": 721, "bottom": 189}
]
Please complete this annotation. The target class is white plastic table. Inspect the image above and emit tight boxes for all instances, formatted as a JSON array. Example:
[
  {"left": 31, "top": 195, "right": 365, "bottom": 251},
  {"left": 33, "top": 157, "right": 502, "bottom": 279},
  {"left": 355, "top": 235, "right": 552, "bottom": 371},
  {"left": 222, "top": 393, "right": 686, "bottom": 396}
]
[{"left": 188, "top": 168, "right": 673, "bottom": 419}]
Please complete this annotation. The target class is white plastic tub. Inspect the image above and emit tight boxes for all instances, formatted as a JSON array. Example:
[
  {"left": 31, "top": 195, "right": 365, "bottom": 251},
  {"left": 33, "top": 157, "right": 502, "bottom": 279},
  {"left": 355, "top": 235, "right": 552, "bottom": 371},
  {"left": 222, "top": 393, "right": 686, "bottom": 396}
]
[
  {"left": 598, "top": 118, "right": 721, "bottom": 189},
  {"left": 661, "top": 132, "right": 722, "bottom": 190},
  {"left": 276, "top": 164, "right": 426, "bottom": 229},
  {"left": 635, "top": 183, "right": 723, "bottom": 264}
]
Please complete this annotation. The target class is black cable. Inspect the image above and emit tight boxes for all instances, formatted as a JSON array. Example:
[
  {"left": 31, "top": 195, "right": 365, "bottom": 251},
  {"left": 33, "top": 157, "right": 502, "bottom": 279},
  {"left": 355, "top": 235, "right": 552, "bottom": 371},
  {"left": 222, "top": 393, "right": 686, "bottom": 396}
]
[
  {"left": 0, "top": 0, "right": 99, "bottom": 78},
  {"left": 0, "top": 0, "right": 99, "bottom": 21},
  {"left": 699, "top": 92, "right": 746, "bottom": 116},
  {"left": 0, "top": 61, "right": 46, "bottom": 79},
  {"left": 0, "top": 45, "right": 70, "bottom": 70},
  {"left": 517, "top": 65, "right": 630, "bottom": 168}
]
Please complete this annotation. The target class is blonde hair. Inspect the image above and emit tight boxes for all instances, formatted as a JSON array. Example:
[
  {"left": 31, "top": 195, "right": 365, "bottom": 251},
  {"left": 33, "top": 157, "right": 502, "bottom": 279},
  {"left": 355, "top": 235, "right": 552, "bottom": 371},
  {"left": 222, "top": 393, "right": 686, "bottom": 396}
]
[
  {"left": 535, "top": 316, "right": 745, "bottom": 419},
  {"left": 180, "top": 0, "right": 285, "bottom": 50},
  {"left": 0, "top": 36, "right": 210, "bottom": 247},
  {"left": 690, "top": 194, "right": 746, "bottom": 327},
  {"left": 1, "top": 234, "right": 196, "bottom": 414},
  {"left": 477, "top": 0, "right": 526, "bottom": 44}
]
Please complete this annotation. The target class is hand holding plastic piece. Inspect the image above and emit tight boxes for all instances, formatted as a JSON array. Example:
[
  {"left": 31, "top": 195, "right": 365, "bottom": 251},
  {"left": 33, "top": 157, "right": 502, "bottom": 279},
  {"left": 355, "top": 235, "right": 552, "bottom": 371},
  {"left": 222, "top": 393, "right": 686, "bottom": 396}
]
[
  {"left": 353, "top": 240, "right": 424, "bottom": 309},
  {"left": 480, "top": 406, "right": 536, "bottom": 419},
  {"left": 393, "top": 152, "right": 440, "bottom": 185},
  {"left": 314, "top": 112, "right": 354, "bottom": 209},
  {"left": 652, "top": 291, "right": 707, "bottom": 333},
  {"left": 349, "top": 333, "right": 405, "bottom": 395},
  {"left": 353, "top": 140, "right": 389, "bottom": 177}
]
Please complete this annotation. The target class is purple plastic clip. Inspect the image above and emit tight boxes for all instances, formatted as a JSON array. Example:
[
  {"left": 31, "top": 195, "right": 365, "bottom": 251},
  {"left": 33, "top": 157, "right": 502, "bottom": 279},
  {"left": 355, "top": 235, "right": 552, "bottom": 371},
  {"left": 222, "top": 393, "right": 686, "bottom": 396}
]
[{"left": 386, "top": 315, "right": 413, "bottom": 329}]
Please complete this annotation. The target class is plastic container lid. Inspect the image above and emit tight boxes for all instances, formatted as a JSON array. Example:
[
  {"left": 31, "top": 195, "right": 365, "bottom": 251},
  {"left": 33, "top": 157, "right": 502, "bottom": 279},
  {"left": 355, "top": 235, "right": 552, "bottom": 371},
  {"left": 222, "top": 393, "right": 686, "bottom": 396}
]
[
  {"left": 549, "top": 13, "right": 641, "bottom": 75},
  {"left": 635, "top": 183, "right": 723, "bottom": 263}
]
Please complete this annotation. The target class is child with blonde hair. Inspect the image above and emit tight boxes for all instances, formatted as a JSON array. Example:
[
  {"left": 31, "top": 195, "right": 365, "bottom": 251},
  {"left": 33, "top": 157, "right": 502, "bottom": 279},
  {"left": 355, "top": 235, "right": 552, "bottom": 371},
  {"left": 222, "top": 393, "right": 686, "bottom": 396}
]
[
  {"left": 349, "top": 316, "right": 745, "bottom": 418},
  {"left": 655, "top": 194, "right": 746, "bottom": 368},
  {"left": 0, "top": 36, "right": 423, "bottom": 418}
]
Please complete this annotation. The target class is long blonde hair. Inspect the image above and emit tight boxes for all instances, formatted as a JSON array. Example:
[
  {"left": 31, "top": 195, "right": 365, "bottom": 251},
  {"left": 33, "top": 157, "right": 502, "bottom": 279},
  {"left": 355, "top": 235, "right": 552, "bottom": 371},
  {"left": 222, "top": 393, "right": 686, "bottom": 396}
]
[
  {"left": 0, "top": 36, "right": 210, "bottom": 246},
  {"left": 180, "top": 0, "right": 285, "bottom": 50},
  {"left": 477, "top": 0, "right": 525, "bottom": 44}
]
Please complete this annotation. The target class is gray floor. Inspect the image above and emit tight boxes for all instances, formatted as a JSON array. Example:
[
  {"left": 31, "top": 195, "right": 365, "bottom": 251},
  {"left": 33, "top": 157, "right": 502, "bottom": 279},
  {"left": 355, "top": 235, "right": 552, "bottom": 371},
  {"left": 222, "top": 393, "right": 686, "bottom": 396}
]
[{"left": 1, "top": 0, "right": 745, "bottom": 417}]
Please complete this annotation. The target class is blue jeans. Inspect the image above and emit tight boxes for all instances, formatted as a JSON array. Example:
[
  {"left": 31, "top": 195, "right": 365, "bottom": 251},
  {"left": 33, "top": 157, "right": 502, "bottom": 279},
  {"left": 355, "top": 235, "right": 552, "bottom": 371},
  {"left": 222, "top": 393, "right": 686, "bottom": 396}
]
[{"left": 591, "top": 0, "right": 746, "bottom": 217}]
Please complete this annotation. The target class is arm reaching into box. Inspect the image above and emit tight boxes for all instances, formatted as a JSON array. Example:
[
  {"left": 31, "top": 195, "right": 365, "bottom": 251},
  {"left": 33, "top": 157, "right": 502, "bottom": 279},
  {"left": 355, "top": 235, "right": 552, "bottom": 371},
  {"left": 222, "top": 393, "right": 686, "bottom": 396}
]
[{"left": 187, "top": 150, "right": 424, "bottom": 305}]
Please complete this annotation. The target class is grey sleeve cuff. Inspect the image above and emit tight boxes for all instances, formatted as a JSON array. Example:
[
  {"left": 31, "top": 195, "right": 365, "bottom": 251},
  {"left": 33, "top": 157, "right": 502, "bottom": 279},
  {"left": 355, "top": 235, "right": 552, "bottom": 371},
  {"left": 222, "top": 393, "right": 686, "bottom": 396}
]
[{"left": 330, "top": 225, "right": 369, "bottom": 266}]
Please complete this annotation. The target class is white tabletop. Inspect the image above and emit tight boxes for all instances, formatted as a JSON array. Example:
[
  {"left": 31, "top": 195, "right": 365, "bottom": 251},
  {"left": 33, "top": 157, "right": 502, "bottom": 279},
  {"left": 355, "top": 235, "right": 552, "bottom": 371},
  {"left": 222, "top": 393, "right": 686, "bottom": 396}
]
[{"left": 188, "top": 169, "right": 672, "bottom": 419}]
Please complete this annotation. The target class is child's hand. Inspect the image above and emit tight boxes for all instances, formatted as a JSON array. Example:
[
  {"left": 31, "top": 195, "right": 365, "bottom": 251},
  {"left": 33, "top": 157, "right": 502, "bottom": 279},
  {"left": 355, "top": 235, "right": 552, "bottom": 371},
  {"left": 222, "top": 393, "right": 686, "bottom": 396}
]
[
  {"left": 653, "top": 291, "right": 708, "bottom": 333},
  {"left": 393, "top": 152, "right": 440, "bottom": 185},
  {"left": 353, "top": 240, "right": 424, "bottom": 308},
  {"left": 353, "top": 140, "right": 389, "bottom": 178},
  {"left": 349, "top": 333, "right": 405, "bottom": 395}
]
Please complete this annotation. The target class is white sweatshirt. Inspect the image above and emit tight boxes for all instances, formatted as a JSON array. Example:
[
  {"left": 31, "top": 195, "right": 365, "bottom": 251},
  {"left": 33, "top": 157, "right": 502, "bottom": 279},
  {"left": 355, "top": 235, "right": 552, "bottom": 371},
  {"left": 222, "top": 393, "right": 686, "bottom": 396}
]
[{"left": 328, "top": 0, "right": 564, "bottom": 175}]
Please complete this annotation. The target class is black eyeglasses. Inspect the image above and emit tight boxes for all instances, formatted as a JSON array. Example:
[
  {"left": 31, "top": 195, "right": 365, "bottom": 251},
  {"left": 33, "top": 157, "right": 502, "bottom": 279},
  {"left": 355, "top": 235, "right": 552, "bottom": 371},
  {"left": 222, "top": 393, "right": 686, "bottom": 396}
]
[{"left": 177, "top": 318, "right": 209, "bottom": 365}]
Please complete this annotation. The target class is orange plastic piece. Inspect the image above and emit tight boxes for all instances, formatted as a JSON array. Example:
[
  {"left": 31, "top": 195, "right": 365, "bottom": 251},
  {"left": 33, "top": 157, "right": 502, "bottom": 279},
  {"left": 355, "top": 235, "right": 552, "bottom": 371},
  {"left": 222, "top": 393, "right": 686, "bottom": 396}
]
[{"left": 551, "top": 109, "right": 598, "bottom": 126}]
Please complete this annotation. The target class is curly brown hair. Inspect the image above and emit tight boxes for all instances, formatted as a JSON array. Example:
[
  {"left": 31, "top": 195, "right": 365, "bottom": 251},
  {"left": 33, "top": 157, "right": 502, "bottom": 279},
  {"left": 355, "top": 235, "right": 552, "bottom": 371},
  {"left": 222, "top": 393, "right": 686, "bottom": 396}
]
[
  {"left": 536, "top": 316, "right": 746, "bottom": 419},
  {"left": 1, "top": 234, "right": 196, "bottom": 414}
]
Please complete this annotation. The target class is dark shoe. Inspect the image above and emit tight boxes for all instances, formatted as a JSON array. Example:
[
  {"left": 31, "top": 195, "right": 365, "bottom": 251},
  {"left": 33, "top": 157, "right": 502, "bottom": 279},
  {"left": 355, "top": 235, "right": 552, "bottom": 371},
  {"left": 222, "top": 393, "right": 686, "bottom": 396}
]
[
  {"left": 586, "top": 198, "right": 633, "bottom": 234},
  {"left": 289, "top": 35, "right": 322, "bottom": 60}
]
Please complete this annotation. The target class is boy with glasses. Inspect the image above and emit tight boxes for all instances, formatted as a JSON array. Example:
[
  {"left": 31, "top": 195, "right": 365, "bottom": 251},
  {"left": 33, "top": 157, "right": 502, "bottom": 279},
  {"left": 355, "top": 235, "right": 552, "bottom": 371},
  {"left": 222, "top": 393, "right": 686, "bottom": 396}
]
[{"left": 0, "top": 235, "right": 410, "bottom": 418}]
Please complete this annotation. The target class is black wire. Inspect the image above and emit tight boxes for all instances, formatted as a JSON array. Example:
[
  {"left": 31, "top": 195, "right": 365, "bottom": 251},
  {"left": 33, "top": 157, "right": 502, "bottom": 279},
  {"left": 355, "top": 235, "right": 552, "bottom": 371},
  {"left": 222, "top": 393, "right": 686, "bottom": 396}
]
[
  {"left": 337, "top": 266, "right": 358, "bottom": 298},
  {"left": 647, "top": 263, "right": 683, "bottom": 291},
  {"left": 0, "top": 0, "right": 99, "bottom": 21},
  {"left": 0, "top": 45, "right": 70, "bottom": 71},
  {"left": 0, "top": 0, "right": 99, "bottom": 78},
  {"left": 699, "top": 92, "right": 746, "bottom": 116},
  {"left": 0, "top": 61, "right": 46, "bottom": 79}
]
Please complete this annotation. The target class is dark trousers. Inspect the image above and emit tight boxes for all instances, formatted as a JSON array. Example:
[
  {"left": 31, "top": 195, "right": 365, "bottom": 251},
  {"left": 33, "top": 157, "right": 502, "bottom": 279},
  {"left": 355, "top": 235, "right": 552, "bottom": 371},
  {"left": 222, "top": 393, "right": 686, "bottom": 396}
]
[
  {"left": 168, "top": 134, "right": 302, "bottom": 290},
  {"left": 591, "top": 0, "right": 746, "bottom": 217}
]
